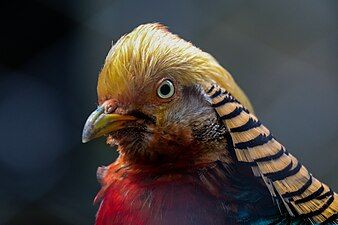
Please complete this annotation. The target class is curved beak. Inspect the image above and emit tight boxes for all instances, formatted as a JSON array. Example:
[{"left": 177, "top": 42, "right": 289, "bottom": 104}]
[{"left": 82, "top": 105, "right": 136, "bottom": 143}]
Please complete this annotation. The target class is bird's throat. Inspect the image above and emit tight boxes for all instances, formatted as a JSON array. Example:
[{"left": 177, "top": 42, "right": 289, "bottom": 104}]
[{"left": 95, "top": 159, "right": 279, "bottom": 225}]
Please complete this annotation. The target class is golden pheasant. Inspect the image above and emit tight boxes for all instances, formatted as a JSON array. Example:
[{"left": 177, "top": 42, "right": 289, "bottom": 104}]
[{"left": 82, "top": 23, "right": 338, "bottom": 225}]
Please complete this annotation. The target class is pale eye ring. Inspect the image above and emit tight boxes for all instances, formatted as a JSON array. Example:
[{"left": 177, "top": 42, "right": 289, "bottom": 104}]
[{"left": 157, "top": 80, "right": 175, "bottom": 99}]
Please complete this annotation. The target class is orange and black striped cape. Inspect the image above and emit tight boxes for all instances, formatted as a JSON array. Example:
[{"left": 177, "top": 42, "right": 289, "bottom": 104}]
[{"left": 205, "top": 83, "right": 338, "bottom": 224}]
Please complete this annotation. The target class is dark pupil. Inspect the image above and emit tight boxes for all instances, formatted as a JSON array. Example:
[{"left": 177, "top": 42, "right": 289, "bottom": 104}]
[{"left": 160, "top": 84, "right": 171, "bottom": 96}]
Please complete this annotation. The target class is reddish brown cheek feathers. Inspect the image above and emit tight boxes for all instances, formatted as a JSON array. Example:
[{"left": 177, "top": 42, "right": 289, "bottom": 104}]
[{"left": 150, "top": 124, "right": 193, "bottom": 148}]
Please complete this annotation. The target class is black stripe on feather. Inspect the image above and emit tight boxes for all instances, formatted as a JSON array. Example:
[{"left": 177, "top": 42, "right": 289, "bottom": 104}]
[
  {"left": 295, "top": 185, "right": 324, "bottom": 204},
  {"left": 264, "top": 160, "right": 293, "bottom": 181},
  {"left": 206, "top": 85, "right": 215, "bottom": 94},
  {"left": 222, "top": 92, "right": 240, "bottom": 104},
  {"left": 210, "top": 89, "right": 222, "bottom": 98},
  {"left": 286, "top": 162, "right": 302, "bottom": 177},
  {"left": 211, "top": 96, "right": 237, "bottom": 107},
  {"left": 235, "top": 133, "right": 273, "bottom": 149},
  {"left": 317, "top": 189, "right": 334, "bottom": 200},
  {"left": 255, "top": 146, "right": 285, "bottom": 162},
  {"left": 268, "top": 161, "right": 302, "bottom": 182},
  {"left": 220, "top": 107, "right": 243, "bottom": 120},
  {"left": 242, "top": 107, "right": 250, "bottom": 114},
  {"left": 299, "top": 194, "right": 334, "bottom": 218},
  {"left": 282, "top": 175, "right": 313, "bottom": 198},
  {"left": 230, "top": 118, "right": 261, "bottom": 133}
]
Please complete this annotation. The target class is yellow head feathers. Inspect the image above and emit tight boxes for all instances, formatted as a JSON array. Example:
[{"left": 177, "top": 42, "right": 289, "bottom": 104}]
[{"left": 97, "top": 23, "right": 253, "bottom": 113}]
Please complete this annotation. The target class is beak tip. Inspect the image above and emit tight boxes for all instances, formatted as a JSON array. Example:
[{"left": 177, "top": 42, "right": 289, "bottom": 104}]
[
  {"left": 82, "top": 134, "right": 89, "bottom": 143},
  {"left": 82, "top": 129, "right": 93, "bottom": 143},
  {"left": 82, "top": 105, "right": 136, "bottom": 144},
  {"left": 82, "top": 127, "right": 93, "bottom": 143},
  {"left": 82, "top": 106, "right": 107, "bottom": 144}
]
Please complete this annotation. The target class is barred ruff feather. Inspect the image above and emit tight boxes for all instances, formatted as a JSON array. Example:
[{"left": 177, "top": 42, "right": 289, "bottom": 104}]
[{"left": 204, "top": 83, "right": 338, "bottom": 224}]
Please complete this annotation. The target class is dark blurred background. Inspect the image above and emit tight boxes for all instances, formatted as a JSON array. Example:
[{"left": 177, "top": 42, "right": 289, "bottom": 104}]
[{"left": 0, "top": 0, "right": 337, "bottom": 224}]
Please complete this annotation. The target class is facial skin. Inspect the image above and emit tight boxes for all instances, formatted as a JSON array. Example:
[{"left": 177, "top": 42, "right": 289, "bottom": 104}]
[{"left": 83, "top": 77, "right": 229, "bottom": 166}]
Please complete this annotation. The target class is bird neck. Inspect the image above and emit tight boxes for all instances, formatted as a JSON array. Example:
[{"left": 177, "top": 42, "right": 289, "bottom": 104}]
[{"left": 95, "top": 158, "right": 281, "bottom": 225}]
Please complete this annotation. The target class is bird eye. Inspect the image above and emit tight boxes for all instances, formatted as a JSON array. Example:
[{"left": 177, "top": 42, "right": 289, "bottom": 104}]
[{"left": 157, "top": 80, "right": 175, "bottom": 99}]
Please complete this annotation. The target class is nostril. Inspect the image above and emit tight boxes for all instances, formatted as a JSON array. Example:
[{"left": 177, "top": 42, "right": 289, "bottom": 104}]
[
  {"left": 105, "top": 105, "right": 116, "bottom": 114},
  {"left": 102, "top": 99, "right": 118, "bottom": 114}
]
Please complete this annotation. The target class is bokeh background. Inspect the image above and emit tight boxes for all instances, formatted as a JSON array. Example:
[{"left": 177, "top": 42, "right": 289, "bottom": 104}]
[{"left": 1, "top": 0, "right": 337, "bottom": 224}]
